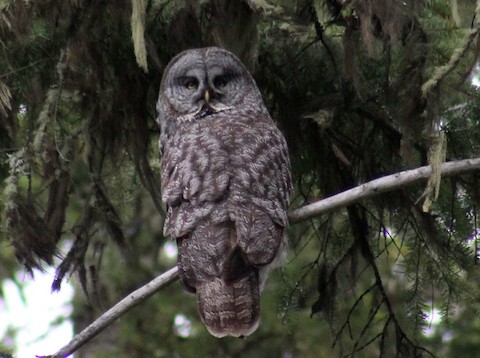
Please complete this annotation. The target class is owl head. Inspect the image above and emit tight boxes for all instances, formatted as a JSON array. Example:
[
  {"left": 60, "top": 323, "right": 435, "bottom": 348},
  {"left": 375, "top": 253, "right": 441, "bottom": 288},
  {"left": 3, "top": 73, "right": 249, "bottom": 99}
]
[{"left": 156, "top": 47, "right": 266, "bottom": 133}]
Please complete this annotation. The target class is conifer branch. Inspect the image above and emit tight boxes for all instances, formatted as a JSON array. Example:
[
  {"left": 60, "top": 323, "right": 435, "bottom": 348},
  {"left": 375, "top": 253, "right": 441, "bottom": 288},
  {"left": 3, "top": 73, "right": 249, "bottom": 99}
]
[
  {"left": 421, "top": 0, "right": 480, "bottom": 96},
  {"left": 40, "top": 157, "right": 480, "bottom": 357}
]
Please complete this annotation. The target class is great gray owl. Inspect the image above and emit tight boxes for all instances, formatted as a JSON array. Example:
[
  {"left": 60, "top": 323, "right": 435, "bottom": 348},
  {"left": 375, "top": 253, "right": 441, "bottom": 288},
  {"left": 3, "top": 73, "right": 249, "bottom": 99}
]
[{"left": 156, "top": 47, "right": 292, "bottom": 338}]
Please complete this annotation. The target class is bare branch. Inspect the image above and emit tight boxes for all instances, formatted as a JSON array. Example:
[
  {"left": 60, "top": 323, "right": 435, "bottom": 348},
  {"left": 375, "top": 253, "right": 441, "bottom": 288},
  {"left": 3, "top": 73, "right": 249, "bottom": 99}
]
[
  {"left": 39, "top": 157, "right": 480, "bottom": 357},
  {"left": 288, "top": 157, "right": 480, "bottom": 223},
  {"left": 39, "top": 267, "right": 179, "bottom": 358}
]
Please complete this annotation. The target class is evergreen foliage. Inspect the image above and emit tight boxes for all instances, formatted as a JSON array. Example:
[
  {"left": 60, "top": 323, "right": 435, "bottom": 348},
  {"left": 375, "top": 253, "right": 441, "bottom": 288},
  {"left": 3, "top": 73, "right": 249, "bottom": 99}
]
[{"left": 2, "top": 0, "right": 480, "bottom": 356}]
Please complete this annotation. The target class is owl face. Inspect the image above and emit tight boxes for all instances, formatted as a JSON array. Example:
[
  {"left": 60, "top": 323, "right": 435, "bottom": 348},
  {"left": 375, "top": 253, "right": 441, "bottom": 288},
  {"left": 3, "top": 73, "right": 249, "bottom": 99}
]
[{"left": 158, "top": 47, "right": 263, "bottom": 123}]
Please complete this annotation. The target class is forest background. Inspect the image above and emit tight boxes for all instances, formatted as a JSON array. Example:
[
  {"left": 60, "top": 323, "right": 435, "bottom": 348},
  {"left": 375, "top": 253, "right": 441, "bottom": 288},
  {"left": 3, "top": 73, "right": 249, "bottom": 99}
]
[{"left": 2, "top": 0, "right": 480, "bottom": 357}]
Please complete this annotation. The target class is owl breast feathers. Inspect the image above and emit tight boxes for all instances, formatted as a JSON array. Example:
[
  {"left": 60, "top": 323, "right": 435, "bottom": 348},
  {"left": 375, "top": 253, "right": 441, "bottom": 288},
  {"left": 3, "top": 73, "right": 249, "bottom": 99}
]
[{"left": 157, "top": 47, "right": 292, "bottom": 338}]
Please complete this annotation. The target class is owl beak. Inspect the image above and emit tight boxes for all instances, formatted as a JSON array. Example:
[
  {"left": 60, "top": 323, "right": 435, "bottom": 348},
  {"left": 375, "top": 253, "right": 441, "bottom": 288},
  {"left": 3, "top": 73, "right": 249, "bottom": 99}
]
[{"left": 204, "top": 89, "right": 211, "bottom": 103}]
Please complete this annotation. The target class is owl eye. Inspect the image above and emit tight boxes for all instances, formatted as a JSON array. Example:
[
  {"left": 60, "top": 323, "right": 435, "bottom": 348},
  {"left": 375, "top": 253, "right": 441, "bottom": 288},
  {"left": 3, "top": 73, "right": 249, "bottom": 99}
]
[
  {"left": 183, "top": 78, "right": 198, "bottom": 90},
  {"left": 214, "top": 74, "right": 234, "bottom": 89},
  {"left": 214, "top": 76, "right": 227, "bottom": 88}
]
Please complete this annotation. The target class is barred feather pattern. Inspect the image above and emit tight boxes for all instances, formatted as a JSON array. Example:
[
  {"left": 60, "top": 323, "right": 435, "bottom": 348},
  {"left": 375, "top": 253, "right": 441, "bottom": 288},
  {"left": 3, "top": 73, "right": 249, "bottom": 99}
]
[{"left": 157, "top": 47, "right": 292, "bottom": 337}]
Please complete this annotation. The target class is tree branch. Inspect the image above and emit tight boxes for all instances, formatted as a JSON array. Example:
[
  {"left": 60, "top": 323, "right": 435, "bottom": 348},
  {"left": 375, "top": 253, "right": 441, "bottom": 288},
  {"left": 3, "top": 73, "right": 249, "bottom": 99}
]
[
  {"left": 288, "top": 157, "right": 480, "bottom": 223},
  {"left": 40, "top": 157, "right": 480, "bottom": 357},
  {"left": 39, "top": 267, "right": 179, "bottom": 358}
]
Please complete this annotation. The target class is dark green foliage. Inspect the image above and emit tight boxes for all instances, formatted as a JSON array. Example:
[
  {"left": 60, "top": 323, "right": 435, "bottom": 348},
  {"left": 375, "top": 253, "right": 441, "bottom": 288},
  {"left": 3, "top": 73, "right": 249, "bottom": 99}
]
[{"left": 2, "top": 0, "right": 480, "bottom": 356}]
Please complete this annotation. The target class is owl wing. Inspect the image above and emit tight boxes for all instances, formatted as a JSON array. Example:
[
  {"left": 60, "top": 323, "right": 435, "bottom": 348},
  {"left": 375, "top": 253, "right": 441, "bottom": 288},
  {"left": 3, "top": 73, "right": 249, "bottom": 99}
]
[
  {"left": 229, "top": 117, "right": 292, "bottom": 268},
  {"left": 160, "top": 121, "right": 231, "bottom": 238}
]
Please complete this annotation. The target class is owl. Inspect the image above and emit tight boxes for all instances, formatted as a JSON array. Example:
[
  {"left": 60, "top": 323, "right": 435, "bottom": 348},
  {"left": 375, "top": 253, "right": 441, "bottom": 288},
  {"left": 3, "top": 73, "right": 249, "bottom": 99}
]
[{"left": 156, "top": 47, "right": 292, "bottom": 338}]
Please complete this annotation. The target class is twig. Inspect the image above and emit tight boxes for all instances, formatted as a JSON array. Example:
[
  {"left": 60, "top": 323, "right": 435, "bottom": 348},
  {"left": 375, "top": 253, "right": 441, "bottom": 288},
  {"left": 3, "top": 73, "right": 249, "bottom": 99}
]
[
  {"left": 0, "top": 57, "right": 53, "bottom": 80},
  {"left": 40, "top": 157, "right": 480, "bottom": 357},
  {"left": 39, "top": 267, "right": 179, "bottom": 358},
  {"left": 333, "top": 283, "right": 378, "bottom": 347}
]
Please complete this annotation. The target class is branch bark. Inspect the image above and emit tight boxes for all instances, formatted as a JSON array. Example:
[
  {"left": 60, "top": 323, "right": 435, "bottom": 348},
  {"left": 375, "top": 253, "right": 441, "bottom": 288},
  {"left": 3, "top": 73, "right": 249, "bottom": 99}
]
[
  {"left": 39, "top": 267, "right": 179, "bottom": 358},
  {"left": 288, "top": 157, "right": 480, "bottom": 223},
  {"left": 40, "top": 157, "right": 480, "bottom": 357}
]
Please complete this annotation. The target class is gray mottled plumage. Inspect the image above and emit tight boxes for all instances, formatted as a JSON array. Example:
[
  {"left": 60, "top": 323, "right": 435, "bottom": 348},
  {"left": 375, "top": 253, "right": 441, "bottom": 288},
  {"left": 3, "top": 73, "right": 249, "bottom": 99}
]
[{"left": 156, "top": 47, "right": 292, "bottom": 338}]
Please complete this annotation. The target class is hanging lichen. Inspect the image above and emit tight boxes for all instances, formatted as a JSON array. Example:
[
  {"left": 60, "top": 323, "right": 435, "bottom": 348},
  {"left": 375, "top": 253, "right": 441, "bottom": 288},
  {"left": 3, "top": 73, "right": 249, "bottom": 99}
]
[
  {"left": 0, "top": 79, "right": 11, "bottom": 118},
  {"left": 131, "top": 0, "right": 148, "bottom": 73},
  {"left": 422, "top": 0, "right": 480, "bottom": 96},
  {"left": 422, "top": 129, "right": 447, "bottom": 212},
  {"left": 419, "top": 0, "right": 480, "bottom": 211}
]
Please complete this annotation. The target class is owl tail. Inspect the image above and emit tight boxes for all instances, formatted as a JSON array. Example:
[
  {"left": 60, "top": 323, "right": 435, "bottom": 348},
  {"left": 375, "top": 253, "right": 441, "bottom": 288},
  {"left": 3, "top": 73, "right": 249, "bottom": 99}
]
[{"left": 196, "top": 269, "right": 260, "bottom": 338}]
